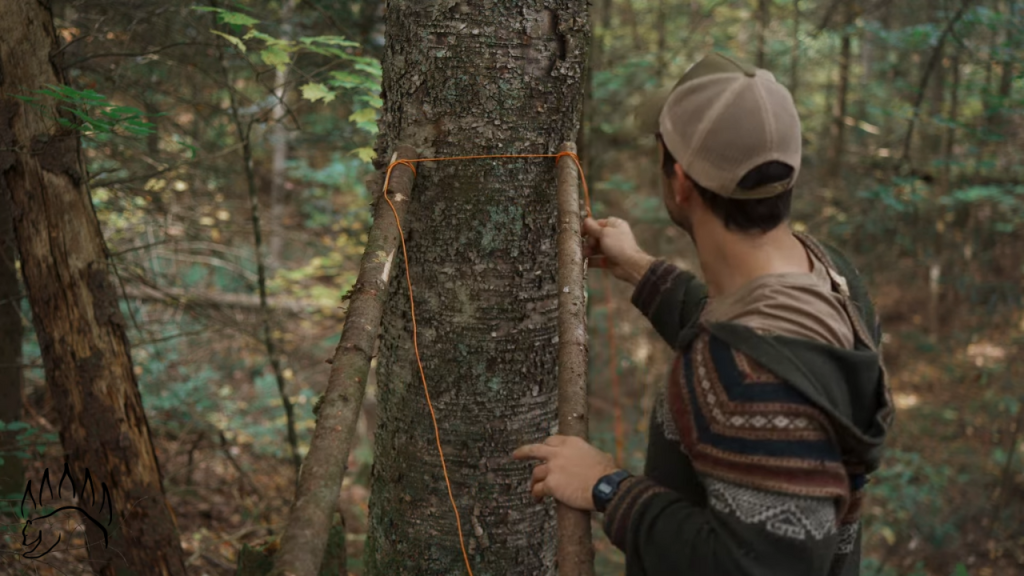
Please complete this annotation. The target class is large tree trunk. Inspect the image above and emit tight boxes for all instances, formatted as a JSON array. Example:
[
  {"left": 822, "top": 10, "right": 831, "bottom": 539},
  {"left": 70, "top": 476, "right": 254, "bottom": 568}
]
[
  {"left": 0, "top": 2, "right": 187, "bottom": 574},
  {"left": 365, "top": 0, "right": 588, "bottom": 572},
  {"left": 0, "top": 168, "right": 21, "bottom": 502}
]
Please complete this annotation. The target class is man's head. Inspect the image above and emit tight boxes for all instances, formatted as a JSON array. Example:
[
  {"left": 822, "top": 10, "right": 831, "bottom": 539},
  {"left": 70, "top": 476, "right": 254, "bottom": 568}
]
[{"left": 639, "top": 53, "right": 801, "bottom": 236}]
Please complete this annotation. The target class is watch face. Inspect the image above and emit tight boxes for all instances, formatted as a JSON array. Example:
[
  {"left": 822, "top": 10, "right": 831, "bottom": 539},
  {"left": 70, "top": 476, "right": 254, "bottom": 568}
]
[{"left": 597, "top": 483, "right": 613, "bottom": 496}]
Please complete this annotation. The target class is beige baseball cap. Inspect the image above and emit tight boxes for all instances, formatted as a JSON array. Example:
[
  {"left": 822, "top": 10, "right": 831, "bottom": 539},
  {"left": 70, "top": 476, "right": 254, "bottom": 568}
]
[{"left": 636, "top": 52, "right": 802, "bottom": 199}]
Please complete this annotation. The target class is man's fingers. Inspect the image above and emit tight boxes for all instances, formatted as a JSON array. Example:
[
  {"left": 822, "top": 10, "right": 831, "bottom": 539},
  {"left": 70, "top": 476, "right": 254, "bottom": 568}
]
[
  {"left": 543, "top": 435, "right": 569, "bottom": 447},
  {"left": 531, "top": 480, "right": 548, "bottom": 502},
  {"left": 531, "top": 464, "right": 549, "bottom": 484},
  {"left": 587, "top": 256, "right": 608, "bottom": 269},
  {"left": 582, "top": 218, "right": 603, "bottom": 237},
  {"left": 512, "top": 443, "right": 554, "bottom": 461}
]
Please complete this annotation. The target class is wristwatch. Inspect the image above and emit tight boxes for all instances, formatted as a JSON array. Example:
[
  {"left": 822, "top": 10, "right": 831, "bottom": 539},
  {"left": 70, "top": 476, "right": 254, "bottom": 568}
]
[{"left": 592, "top": 469, "right": 632, "bottom": 513}]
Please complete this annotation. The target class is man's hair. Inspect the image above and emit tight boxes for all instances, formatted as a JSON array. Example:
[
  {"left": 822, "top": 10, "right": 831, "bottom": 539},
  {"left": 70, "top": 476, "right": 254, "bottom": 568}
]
[{"left": 657, "top": 135, "right": 794, "bottom": 233}]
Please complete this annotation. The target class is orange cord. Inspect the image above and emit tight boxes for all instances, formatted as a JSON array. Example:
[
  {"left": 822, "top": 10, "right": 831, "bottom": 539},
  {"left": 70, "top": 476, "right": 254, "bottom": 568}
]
[{"left": 378, "top": 151, "right": 596, "bottom": 576}]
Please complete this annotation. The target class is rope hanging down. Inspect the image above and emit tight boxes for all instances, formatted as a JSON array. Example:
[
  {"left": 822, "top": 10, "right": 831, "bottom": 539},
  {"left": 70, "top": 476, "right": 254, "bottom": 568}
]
[{"left": 378, "top": 151, "right": 623, "bottom": 576}]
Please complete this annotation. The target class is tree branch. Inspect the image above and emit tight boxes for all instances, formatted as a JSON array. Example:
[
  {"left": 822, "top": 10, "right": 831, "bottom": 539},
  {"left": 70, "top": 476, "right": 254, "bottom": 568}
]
[
  {"left": 554, "top": 142, "right": 594, "bottom": 576},
  {"left": 899, "top": 0, "right": 972, "bottom": 167},
  {"left": 270, "top": 148, "right": 418, "bottom": 576},
  {"left": 64, "top": 42, "right": 212, "bottom": 69}
]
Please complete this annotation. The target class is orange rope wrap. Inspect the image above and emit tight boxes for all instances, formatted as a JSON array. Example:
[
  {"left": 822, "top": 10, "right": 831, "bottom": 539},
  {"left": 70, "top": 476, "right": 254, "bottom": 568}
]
[{"left": 378, "top": 151, "right": 618, "bottom": 576}]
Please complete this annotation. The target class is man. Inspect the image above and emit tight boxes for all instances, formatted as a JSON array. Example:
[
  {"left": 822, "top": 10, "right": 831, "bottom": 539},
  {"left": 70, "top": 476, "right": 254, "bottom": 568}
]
[{"left": 513, "top": 52, "right": 894, "bottom": 575}]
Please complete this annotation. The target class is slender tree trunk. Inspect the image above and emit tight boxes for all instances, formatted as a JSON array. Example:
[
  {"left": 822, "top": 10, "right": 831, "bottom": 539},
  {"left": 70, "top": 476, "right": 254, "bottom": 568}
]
[
  {"left": 827, "top": 0, "right": 854, "bottom": 182},
  {"left": 942, "top": 55, "right": 961, "bottom": 193},
  {"left": 365, "top": 0, "right": 589, "bottom": 572},
  {"left": 0, "top": 171, "right": 22, "bottom": 503},
  {"left": 790, "top": 0, "right": 799, "bottom": 97},
  {"left": 756, "top": 0, "right": 770, "bottom": 68},
  {"left": 923, "top": 51, "right": 947, "bottom": 165},
  {"left": 858, "top": 15, "right": 873, "bottom": 156},
  {"left": 656, "top": 0, "right": 668, "bottom": 77},
  {"left": 622, "top": 0, "right": 642, "bottom": 50},
  {"left": 993, "top": 0, "right": 1016, "bottom": 172},
  {"left": 268, "top": 0, "right": 298, "bottom": 270},
  {"left": 0, "top": 2, "right": 186, "bottom": 574}
]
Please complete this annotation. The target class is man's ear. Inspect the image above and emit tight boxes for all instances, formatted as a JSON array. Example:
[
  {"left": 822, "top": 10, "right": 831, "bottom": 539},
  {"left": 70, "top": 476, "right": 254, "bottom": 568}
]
[{"left": 673, "top": 163, "right": 690, "bottom": 206}]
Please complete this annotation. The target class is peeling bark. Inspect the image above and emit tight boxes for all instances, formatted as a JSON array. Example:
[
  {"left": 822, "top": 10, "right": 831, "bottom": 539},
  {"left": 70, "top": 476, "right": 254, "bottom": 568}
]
[
  {"left": 366, "top": 0, "right": 589, "bottom": 572},
  {"left": 0, "top": 2, "right": 186, "bottom": 574}
]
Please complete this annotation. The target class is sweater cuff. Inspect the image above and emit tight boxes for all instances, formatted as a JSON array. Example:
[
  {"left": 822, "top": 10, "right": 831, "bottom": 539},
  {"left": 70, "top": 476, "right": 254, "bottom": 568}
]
[
  {"left": 630, "top": 259, "right": 682, "bottom": 318},
  {"left": 602, "top": 476, "right": 670, "bottom": 550}
]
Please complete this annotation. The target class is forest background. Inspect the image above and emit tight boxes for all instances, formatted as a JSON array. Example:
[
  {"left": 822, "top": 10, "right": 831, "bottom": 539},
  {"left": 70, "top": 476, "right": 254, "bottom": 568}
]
[{"left": 0, "top": 0, "right": 1022, "bottom": 575}]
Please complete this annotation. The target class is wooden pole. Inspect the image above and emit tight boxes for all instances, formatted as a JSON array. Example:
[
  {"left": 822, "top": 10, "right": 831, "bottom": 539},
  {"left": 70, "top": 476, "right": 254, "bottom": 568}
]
[
  {"left": 554, "top": 142, "right": 595, "bottom": 576},
  {"left": 269, "top": 146, "right": 418, "bottom": 576}
]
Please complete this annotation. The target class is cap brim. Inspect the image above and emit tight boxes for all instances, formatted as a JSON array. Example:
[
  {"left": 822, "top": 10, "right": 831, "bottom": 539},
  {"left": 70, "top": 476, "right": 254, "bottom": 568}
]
[{"left": 634, "top": 85, "right": 674, "bottom": 135}]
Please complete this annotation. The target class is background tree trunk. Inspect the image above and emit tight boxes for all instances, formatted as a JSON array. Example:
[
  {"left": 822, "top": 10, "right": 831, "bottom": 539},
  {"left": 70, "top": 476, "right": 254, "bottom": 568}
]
[
  {"left": 364, "top": 0, "right": 588, "bottom": 572},
  {"left": 0, "top": 171, "right": 22, "bottom": 503},
  {"left": 756, "top": 0, "right": 770, "bottom": 68},
  {"left": 827, "top": 0, "right": 854, "bottom": 183},
  {"left": 790, "top": 0, "right": 799, "bottom": 97},
  {"left": 0, "top": 2, "right": 186, "bottom": 574},
  {"left": 267, "top": 0, "right": 298, "bottom": 270}
]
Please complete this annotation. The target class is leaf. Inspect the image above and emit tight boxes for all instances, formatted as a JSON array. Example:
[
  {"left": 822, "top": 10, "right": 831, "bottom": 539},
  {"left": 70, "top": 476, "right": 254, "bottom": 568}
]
[
  {"left": 244, "top": 29, "right": 292, "bottom": 48},
  {"left": 301, "top": 35, "right": 360, "bottom": 47},
  {"left": 351, "top": 147, "right": 376, "bottom": 163},
  {"left": 193, "top": 6, "right": 260, "bottom": 26},
  {"left": 354, "top": 62, "right": 383, "bottom": 77},
  {"left": 348, "top": 108, "right": 377, "bottom": 124},
  {"left": 260, "top": 46, "right": 291, "bottom": 72},
  {"left": 211, "top": 30, "right": 247, "bottom": 53},
  {"left": 952, "top": 564, "right": 969, "bottom": 576},
  {"left": 300, "top": 82, "right": 336, "bottom": 103},
  {"left": 328, "top": 71, "right": 370, "bottom": 89}
]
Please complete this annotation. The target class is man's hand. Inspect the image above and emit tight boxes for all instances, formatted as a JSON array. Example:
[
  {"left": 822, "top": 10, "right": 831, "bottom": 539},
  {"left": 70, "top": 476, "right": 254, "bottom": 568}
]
[
  {"left": 582, "top": 217, "right": 656, "bottom": 286},
  {"left": 512, "top": 435, "right": 618, "bottom": 511}
]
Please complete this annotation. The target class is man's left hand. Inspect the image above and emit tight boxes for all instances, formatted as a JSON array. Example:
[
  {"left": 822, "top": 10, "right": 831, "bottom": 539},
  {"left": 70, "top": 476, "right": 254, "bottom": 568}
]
[{"left": 512, "top": 435, "right": 618, "bottom": 511}]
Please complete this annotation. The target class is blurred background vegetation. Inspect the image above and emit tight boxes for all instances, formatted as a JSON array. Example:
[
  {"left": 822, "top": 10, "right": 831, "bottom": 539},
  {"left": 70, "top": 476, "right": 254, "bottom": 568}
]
[{"left": 1, "top": 0, "right": 1022, "bottom": 574}]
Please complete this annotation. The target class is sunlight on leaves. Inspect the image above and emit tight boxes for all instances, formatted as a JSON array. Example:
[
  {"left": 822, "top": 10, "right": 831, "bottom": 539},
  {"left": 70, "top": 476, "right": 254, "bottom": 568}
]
[
  {"left": 301, "top": 82, "right": 336, "bottom": 104},
  {"left": 211, "top": 30, "right": 246, "bottom": 53},
  {"left": 351, "top": 147, "right": 376, "bottom": 163},
  {"left": 193, "top": 6, "right": 260, "bottom": 27}
]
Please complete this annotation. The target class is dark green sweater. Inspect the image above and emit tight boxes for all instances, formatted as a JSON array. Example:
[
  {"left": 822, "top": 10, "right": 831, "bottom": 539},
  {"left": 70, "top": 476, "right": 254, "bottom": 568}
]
[{"left": 601, "top": 234, "right": 894, "bottom": 576}]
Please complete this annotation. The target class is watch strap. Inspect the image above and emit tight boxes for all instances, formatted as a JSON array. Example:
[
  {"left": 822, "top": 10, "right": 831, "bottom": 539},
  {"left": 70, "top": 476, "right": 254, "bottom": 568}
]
[{"left": 592, "top": 469, "right": 633, "bottom": 513}]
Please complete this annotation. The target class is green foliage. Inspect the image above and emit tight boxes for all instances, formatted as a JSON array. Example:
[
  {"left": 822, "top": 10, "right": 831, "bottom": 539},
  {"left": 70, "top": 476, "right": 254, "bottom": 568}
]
[
  {"left": 15, "top": 85, "right": 155, "bottom": 136},
  {"left": 0, "top": 420, "right": 60, "bottom": 465},
  {"left": 193, "top": 3, "right": 382, "bottom": 159},
  {"left": 865, "top": 449, "right": 972, "bottom": 549},
  {"left": 0, "top": 419, "right": 59, "bottom": 519}
]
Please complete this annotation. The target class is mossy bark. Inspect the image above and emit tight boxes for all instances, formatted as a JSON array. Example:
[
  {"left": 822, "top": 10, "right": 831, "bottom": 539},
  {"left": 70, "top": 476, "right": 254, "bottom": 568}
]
[{"left": 365, "top": 0, "right": 589, "bottom": 573}]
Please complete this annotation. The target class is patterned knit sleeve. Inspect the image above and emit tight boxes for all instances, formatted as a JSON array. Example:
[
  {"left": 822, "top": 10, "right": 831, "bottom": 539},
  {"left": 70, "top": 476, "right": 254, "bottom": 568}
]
[
  {"left": 630, "top": 259, "right": 708, "bottom": 348},
  {"left": 601, "top": 336, "right": 862, "bottom": 576}
]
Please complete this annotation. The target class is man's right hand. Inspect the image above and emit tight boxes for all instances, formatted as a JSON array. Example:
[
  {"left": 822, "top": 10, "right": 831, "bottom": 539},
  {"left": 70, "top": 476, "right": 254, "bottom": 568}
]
[{"left": 582, "top": 217, "right": 656, "bottom": 286}]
